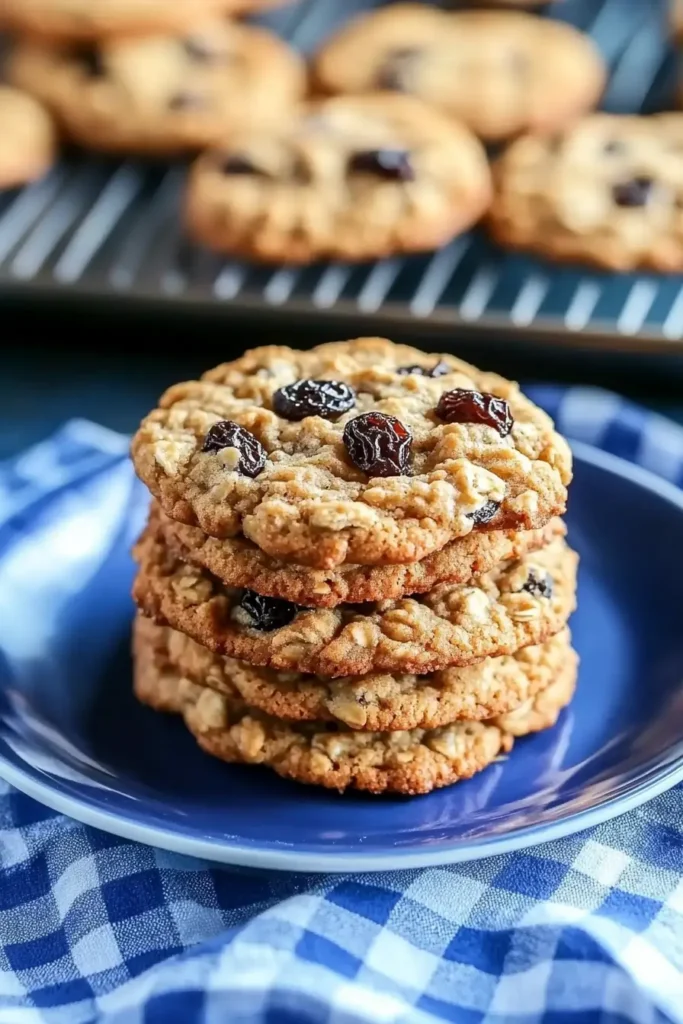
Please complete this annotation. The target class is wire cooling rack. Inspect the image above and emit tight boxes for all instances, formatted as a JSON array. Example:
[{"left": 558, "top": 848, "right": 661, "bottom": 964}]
[{"left": 0, "top": 0, "right": 680, "bottom": 352}]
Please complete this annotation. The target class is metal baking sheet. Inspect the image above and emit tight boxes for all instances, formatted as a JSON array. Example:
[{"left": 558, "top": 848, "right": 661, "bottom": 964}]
[{"left": 0, "top": 0, "right": 680, "bottom": 353}]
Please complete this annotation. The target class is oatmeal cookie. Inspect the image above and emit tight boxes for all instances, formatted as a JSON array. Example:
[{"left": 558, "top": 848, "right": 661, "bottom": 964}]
[
  {"left": 133, "top": 531, "right": 577, "bottom": 677},
  {"left": 0, "top": 0, "right": 288, "bottom": 42},
  {"left": 131, "top": 339, "right": 572, "bottom": 568},
  {"left": 134, "top": 617, "right": 576, "bottom": 795},
  {"left": 488, "top": 113, "right": 683, "bottom": 272},
  {"left": 154, "top": 502, "right": 565, "bottom": 607},
  {"left": 138, "top": 613, "right": 575, "bottom": 731},
  {"left": 0, "top": 86, "right": 56, "bottom": 190},
  {"left": 8, "top": 22, "right": 305, "bottom": 156},
  {"left": 185, "top": 93, "right": 491, "bottom": 263},
  {"left": 313, "top": 6, "right": 605, "bottom": 142}
]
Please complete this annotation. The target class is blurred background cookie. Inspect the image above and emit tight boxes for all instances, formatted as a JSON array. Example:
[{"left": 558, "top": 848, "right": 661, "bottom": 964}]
[
  {"left": 8, "top": 21, "right": 306, "bottom": 156},
  {"left": 314, "top": 5, "right": 606, "bottom": 142},
  {"left": 184, "top": 93, "right": 492, "bottom": 263},
  {"left": 488, "top": 113, "right": 683, "bottom": 272},
  {"left": 0, "top": 85, "right": 56, "bottom": 189},
  {"left": 0, "top": 0, "right": 293, "bottom": 42}
]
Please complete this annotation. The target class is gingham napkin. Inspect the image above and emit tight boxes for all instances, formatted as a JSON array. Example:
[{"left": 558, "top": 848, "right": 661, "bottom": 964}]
[{"left": 0, "top": 388, "right": 682, "bottom": 1024}]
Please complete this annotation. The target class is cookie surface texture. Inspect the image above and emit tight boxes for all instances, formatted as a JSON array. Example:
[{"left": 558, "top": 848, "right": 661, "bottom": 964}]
[
  {"left": 154, "top": 503, "right": 566, "bottom": 607},
  {"left": 139, "top": 613, "right": 576, "bottom": 731},
  {"left": 132, "top": 529, "right": 578, "bottom": 676},
  {"left": 133, "top": 615, "right": 577, "bottom": 795},
  {"left": 314, "top": 6, "right": 605, "bottom": 141},
  {"left": 185, "top": 93, "right": 491, "bottom": 263},
  {"left": 9, "top": 22, "right": 305, "bottom": 155},
  {"left": 131, "top": 339, "right": 572, "bottom": 568}
]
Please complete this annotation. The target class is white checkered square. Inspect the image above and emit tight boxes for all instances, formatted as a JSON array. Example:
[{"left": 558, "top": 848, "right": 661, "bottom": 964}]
[
  {"left": 404, "top": 870, "right": 487, "bottom": 925},
  {"left": 364, "top": 929, "right": 440, "bottom": 993},
  {"left": 489, "top": 960, "right": 553, "bottom": 1015},
  {"left": 572, "top": 840, "right": 630, "bottom": 888},
  {"left": 71, "top": 923, "right": 122, "bottom": 976}
]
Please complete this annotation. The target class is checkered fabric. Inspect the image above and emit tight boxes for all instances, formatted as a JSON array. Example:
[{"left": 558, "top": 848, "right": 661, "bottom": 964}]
[{"left": 0, "top": 388, "right": 682, "bottom": 1024}]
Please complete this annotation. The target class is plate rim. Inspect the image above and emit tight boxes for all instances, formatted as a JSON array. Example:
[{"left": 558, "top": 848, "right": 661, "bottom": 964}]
[{"left": 1, "top": 438, "right": 683, "bottom": 873}]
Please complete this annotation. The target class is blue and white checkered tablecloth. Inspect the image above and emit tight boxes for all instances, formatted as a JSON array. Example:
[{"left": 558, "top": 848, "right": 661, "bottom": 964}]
[{"left": 0, "top": 387, "right": 683, "bottom": 1024}]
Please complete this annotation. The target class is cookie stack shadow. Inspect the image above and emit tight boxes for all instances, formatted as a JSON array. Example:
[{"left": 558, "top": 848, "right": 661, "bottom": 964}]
[{"left": 130, "top": 337, "right": 577, "bottom": 797}]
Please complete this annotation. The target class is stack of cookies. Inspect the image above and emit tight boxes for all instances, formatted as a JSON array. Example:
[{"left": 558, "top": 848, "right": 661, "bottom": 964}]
[{"left": 130, "top": 337, "right": 577, "bottom": 796}]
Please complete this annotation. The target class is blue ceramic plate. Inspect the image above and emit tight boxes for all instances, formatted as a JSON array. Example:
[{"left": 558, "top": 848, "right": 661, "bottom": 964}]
[{"left": 0, "top": 440, "right": 682, "bottom": 872}]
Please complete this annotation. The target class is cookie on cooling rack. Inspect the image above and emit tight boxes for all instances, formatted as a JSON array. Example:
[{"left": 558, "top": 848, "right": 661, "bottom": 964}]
[
  {"left": 488, "top": 113, "right": 683, "bottom": 271},
  {"left": 8, "top": 21, "right": 305, "bottom": 156},
  {"left": 184, "top": 92, "right": 492, "bottom": 263},
  {"left": 313, "top": 5, "right": 605, "bottom": 142}
]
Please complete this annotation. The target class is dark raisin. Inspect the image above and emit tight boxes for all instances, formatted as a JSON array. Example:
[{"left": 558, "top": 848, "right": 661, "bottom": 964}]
[
  {"left": 73, "top": 45, "right": 105, "bottom": 77},
  {"left": 376, "top": 47, "right": 419, "bottom": 91},
  {"left": 239, "top": 591, "right": 300, "bottom": 631},
  {"left": 272, "top": 379, "right": 356, "bottom": 421},
  {"left": 218, "top": 154, "right": 263, "bottom": 176},
  {"left": 343, "top": 412, "right": 412, "bottom": 477},
  {"left": 348, "top": 149, "right": 415, "bottom": 182},
  {"left": 397, "top": 361, "right": 450, "bottom": 378},
  {"left": 168, "top": 92, "right": 206, "bottom": 111},
  {"left": 467, "top": 499, "right": 500, "bottom": 526},
  {"left": 604, "top": 140, "right": 625, "bottom": 155},
  {"left": 183, "top": 37, "right": 226, "bottom": 62},
  {"left": 521, "top": 569, "right": 553, "bottom": 599},
  {"left": 291, "top": 156, "right": 311, "bottom": 184},
  {"left": 436, "top": 388, "right": 513, "bottom": 437},
  {"left": 612, "top": 177, "right": 653, "bottom": 208},
  {"left": 201, "top": 420, "right": 266, "bottom": 478}
]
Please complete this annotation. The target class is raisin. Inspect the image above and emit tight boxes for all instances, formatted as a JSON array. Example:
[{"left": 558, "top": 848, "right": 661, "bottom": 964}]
[
  {"left": 73, "top": 46, "right": 105, "bottom": 77},
  {"left": 343, "top": 412, "right": 412, "bottom": 477},
  {"left": 239, "top": 591, "right": 300, "bottom": 631},
  {"left": 219, "top": 154, "right": 263, "bottom": 176},
  {"left": 168, "top": 92, "right": 206, "bottom": 110},
  {"left": 272, "top": 379, "right": 356, "bottom": 420},
  {"left": 612, "top": 177, "right": 653, "bottom": 207},
  {"left": 201, "top": 420, "right": 266, "bottom": 478},
  {"left": 436, "top": 388, "right": 513, "bottom": 437},
  {"left": 376, "top": 47, "right": 419, "bottom": 91},
  {"left": 349, "top": 150, "right": 415, "bottom": 182},
  {"left": 604, "top": 139, "right": 626, "bottom": 155},
  {"left": 467, "top": 499, "right": 500, "bottom": 526},
  {"left": 397, "top": 361, "right": 450, "bottom": 378},
  {"left": 521, "top": 569, "right": 553, "bottom": 598},
  {"left": 183, "top": 37, "right": 223, "bottom": 61},
  {"left": 291, "top": 156, "right": 312, "bottom": 184}
]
